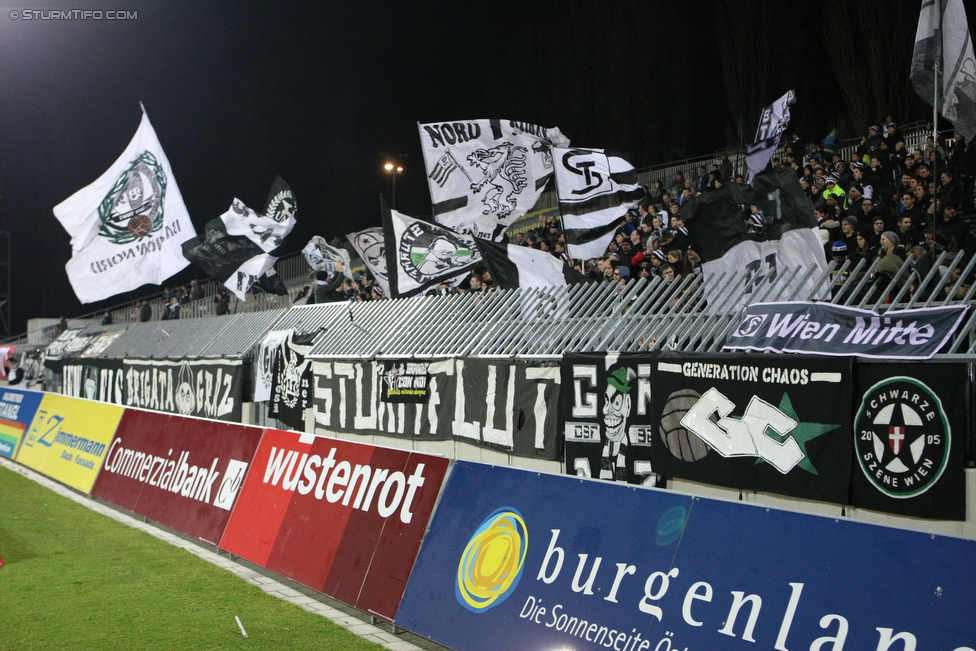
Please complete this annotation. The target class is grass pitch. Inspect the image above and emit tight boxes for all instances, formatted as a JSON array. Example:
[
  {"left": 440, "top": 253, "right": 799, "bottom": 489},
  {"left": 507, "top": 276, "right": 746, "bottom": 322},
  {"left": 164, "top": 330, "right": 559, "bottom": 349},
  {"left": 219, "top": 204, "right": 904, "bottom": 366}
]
[{"left": 0, "top": 464, "right": 385, "bottom": 651}]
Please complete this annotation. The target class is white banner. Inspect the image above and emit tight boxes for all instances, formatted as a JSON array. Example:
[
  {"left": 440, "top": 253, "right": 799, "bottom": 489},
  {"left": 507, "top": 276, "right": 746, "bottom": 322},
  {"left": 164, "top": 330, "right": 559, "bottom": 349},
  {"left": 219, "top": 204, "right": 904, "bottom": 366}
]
[
  {"left": 54, "top": 108, "right": 197, "bottom": 303},
  {"left": 419, "top": 119, "right": 569, "bottom": 240},
  {"left": 553, "top": 147, "right": 644, "bottom": 260},
  {"left": 702, "top": 228, "right": 827, "bottom": 311},
  {"left": 745, "top": 90, "right": 796, "bottom": 183},
  {"left": 346, "top": 227, "right": 391, "bottom": 297}
]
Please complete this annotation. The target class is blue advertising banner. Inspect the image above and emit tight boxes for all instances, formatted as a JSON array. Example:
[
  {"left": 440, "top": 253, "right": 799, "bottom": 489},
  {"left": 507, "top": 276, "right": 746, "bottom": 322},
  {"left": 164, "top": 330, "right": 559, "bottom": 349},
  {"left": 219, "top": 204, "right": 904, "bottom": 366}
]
[
  {"left": 396, "top": 461, "right": 976, "bottom": 651},
  {"left": 0, "top": 388, "right": 44, "bottom": 458}
]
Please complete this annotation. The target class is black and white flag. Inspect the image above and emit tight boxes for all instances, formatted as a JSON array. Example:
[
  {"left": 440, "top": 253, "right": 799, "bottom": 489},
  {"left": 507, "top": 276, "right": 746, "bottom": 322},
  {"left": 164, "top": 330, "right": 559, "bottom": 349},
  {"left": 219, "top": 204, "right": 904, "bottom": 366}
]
[
  {"left": 745, "top": 90, "right": 796, "bottom": 183},
  {"left": 302, "top": 236, "right": 352, "bottom": 278},
  {"left": 346, "top": 227, "right": 391, "bottom": 297},
  {"left": 254, "top": 329, "right": 292, "bottom": 402},
  {"left": 683, "top": 168, "right": 826, "bottom": 310},
  {"left": 553, "top": 148, "right": 645, "bottom": 260},
  {"left": 382, "top": 197, "right": 482, "bottom": 297},
  {"left": 182, "top": 219, "right": 276, "bottom": 300},
  {"left": 418, "top": 119, "right": 569, "bottom": 240},
  {"left": 183, "top": 176, "right": 297, "bottom": 299},
  {"left": 268, "top": 330, "right": 316, "bottom": 431},
  {"left": 911, "top": 0, "right": 976, "bottom": 139},
  {"left": 475, "top": 238, "right": 589, "bottom": 290}
]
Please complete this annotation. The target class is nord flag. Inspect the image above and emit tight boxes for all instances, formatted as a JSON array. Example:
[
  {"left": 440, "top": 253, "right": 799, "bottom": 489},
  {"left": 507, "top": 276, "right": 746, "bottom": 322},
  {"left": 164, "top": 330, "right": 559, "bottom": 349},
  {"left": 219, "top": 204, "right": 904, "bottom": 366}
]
[
  {"left": 381, "top": 197, "right": 481, "bottom": 298},
  {"left": 553, "top": 148, "right": 645, "bottom": 260},
  {"left": 911, "top": 0, "right": 976, "bottom": 139},
  {"left": 418, "top": 119, "right": 570, "bottom": 241},
  {"left": 53, "top": 106, "right": 197, "bottom": 303},
  {"left": 682, "top": 168, "right": 826, "bottom": 310},
  {"left": 475, "top": 239, "right": 590, "bottom": 290},
  {"left": 745, "top": 90, "right": 796, "bottom": 183}
]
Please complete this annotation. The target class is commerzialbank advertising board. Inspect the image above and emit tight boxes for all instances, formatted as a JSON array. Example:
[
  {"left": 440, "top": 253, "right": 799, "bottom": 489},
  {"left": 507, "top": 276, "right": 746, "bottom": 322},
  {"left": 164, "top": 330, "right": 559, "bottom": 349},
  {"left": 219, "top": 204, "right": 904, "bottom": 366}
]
[{"left": 395, "top": 462, "right": 976, "bottom": 651}]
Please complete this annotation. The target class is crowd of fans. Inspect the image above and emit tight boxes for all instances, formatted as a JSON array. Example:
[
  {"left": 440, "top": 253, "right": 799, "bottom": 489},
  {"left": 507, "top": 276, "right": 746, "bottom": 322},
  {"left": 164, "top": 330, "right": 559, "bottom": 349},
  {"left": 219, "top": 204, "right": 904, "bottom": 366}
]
[{"left": 500, "top": 121, "right": 976, "bottom": 303}]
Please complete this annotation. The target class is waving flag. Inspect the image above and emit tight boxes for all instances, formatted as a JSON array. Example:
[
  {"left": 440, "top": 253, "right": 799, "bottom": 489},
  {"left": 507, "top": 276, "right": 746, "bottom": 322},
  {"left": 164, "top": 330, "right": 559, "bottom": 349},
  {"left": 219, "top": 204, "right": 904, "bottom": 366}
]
[
  {"left": 53, "top": 106, "right": 197, "bottom": 303},
  {"left": 553, "top": 147, "right": 644, "bottom": 260},
  {"left": 419, "top": 119, "right": 569, "bottom": 240},
  {"left": 382, "top": 198, "right": 481, "bottom": 297}
]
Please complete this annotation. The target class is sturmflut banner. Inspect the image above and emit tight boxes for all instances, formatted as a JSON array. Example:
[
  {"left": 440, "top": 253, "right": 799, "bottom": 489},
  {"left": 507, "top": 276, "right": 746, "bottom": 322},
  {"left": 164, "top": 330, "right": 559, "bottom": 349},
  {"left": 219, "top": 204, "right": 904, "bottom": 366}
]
[
  {"left": 53, "top": 107, "right": 197, "bottom": 303},
  {"left": 723, "top": 301, "right": 969, "bottom": 359},
  {"left": 419, "top": 119, "right": 569, "bottom": 240},
  {"left": 311, "top": 358, "right": 561, "bottom": 459}
]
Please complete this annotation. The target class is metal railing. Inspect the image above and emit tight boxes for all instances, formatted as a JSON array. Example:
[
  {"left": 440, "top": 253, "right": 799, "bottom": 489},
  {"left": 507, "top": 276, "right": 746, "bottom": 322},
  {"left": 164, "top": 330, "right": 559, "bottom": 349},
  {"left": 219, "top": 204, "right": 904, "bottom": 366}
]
[{"left": 293, "top": 254, "right": 976, "bottom": 361}]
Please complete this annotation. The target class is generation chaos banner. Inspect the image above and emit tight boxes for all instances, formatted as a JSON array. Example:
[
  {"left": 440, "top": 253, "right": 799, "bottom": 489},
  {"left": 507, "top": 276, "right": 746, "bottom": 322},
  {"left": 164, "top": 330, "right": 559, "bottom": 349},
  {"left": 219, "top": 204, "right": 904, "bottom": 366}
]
[{"left": 648, "top": 353, "right": 853, "bottom": 504}]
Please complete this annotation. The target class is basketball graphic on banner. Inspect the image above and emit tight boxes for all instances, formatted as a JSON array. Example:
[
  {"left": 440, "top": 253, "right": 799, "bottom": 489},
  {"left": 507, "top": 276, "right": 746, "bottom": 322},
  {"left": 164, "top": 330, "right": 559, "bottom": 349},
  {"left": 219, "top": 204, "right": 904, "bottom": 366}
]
[
  {"left": 660, "top": 389, "right": 709, "bottom": 461},
  {"left": 127, "top": 214, "right": 153, "bottom": 237}
]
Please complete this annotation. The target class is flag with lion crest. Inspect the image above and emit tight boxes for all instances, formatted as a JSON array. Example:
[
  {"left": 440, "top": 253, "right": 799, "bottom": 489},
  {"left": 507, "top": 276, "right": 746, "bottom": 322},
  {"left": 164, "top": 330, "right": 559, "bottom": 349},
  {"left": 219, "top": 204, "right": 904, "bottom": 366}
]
[{"left": 418, "top": 119, "right": 569, "bottom": 241}]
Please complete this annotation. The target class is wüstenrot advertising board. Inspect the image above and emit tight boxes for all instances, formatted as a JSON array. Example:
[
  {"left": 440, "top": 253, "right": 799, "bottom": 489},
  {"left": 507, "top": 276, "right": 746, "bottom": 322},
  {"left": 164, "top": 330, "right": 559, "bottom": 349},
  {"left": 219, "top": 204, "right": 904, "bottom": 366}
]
[{"left": 219, "top": 428, "right": 449, "bottom": 620}]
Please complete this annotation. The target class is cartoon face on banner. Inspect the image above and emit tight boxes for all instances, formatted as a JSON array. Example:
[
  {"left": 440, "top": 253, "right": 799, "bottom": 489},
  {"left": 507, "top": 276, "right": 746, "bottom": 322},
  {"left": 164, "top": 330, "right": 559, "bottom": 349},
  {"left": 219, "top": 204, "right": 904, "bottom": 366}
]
[{"left": 561, "top": 354, "right": 655, "bottom": 485}]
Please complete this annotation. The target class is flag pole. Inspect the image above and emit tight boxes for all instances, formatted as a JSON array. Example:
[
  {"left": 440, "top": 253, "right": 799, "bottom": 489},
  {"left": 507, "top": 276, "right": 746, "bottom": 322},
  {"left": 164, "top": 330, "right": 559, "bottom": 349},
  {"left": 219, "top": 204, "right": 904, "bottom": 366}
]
[{"left": 933, "top": 0, "right": 940, "bottom": 166}]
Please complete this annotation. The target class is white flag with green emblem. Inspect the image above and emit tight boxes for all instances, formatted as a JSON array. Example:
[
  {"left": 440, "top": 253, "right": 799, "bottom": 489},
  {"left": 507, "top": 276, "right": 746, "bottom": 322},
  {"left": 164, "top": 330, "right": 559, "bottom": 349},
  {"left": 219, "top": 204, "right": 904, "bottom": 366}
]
[
  {"left": 381, "top": 198, "right": 481, "bottom": 297},
  {"left": 53, "top": 107, "right": 197, "bottom": 303}
]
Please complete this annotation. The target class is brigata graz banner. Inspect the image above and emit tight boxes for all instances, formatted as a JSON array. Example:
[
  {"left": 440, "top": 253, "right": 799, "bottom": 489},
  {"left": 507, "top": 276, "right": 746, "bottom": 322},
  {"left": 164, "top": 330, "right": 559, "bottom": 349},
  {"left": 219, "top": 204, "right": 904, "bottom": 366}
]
[
  {"left": 850, "top": 362, "right": 969, "bottom": 520},
  {"left": 92, "top": 409, "right": 262, "bottom": 545},
  {"left": 560, "top": 353, "right": 656, "bottom": 485},
  {"left": 396, "top": 462, "right": 976, "bottom": 651},
  {"left": 0, "top": 388, "right": 44, "bottom": 459},
  {"left": 648, "top": 353, "right": 853, "bottom": 504},
  {"left": 311, "top": 358, "right": 561, "bottom": 459},
  {"left": 219, "top": 428, "right": 449, "bottom": 621},
  {"left": 62, "top": 359, "right": 125, "bottom": 404},
  {"left": 123, "top": 358, "right": 243, "bottom": 422},
  {"left": 723, "top": 301, "right": 969, "bottom": 359}
]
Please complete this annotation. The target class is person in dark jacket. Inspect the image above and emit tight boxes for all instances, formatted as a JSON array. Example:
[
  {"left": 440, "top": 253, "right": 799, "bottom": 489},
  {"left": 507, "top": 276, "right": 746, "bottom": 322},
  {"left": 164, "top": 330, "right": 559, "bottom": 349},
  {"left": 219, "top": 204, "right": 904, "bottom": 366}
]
[
  {"left": 313, "top": 266, "right": 345, "bottom": 303},
  {"left": 4, "top": 355, "right": 24, "bottom": 386},
  {"left": 935, "top": 202, "right": 976, "bottom": 258}
]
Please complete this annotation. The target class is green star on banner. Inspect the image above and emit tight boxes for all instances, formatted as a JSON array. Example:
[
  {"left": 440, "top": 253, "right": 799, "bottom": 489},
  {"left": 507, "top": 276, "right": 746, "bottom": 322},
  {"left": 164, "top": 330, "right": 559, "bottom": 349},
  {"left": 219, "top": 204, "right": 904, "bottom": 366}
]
[{"left": 758, "top": 393, "right": 840, "bottom": 475}]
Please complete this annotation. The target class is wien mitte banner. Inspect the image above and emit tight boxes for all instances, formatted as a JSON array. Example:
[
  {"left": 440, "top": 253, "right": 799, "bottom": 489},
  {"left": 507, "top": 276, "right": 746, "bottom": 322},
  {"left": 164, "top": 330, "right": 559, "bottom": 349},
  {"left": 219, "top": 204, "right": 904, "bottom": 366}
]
[
  {"left": 723, "top": 301, "right": 969, "bottom": 359},
  {"left": 219, "top": 428, "right": 449, "bottom": 621},
  {"left": 92, "top": 409, "right": 263, "bottom": 545}
]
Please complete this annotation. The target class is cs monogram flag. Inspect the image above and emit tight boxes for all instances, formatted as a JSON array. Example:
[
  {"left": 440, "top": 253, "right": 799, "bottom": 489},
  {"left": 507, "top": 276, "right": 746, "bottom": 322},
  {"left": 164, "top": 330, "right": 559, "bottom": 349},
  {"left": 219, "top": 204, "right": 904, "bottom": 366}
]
[
  {"left": 553, "top": 147, "right": 645, "bottom": 260},
  {"left": 53, "top": 105, "right": 197, "bottom": 303}
]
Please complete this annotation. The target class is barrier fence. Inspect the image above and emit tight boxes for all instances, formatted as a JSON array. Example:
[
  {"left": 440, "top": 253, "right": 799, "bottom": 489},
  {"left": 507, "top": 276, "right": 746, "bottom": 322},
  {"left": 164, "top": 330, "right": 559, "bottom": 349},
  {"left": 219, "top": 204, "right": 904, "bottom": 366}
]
[{"left": 2, "top": 388, "right": 975, "bottom": 650}]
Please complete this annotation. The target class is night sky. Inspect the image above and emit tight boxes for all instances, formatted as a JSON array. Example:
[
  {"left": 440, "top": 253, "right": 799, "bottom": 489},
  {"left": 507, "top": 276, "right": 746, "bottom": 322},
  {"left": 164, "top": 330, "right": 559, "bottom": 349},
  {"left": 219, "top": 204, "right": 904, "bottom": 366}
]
[{"left": 0, "top": 1, "right": 930, "bottom": 334}]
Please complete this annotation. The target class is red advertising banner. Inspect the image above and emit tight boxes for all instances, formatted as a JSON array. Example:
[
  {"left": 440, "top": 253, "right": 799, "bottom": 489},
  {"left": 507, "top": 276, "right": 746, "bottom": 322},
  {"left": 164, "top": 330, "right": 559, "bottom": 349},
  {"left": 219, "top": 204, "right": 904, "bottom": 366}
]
[
  {"left": 219, "top": 429, "right": 449, "bottom": 620},
  {"left": 91, "top": 409, "right": 264, "bottom": 546}
]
